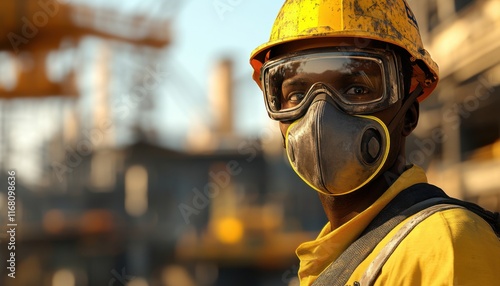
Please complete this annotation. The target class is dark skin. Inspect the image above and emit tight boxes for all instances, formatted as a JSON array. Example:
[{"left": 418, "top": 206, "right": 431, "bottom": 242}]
[
  {"left": 279, "top": 100, "right": 420, "bottom": 231},
  {"left": 274, "top": 39, "right": 420, "bottom": 231}
]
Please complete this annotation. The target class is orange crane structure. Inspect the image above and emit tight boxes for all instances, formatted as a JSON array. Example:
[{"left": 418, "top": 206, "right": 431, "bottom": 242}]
[{"left": 0, "top": 0, "right": 172, "bottom": 98}]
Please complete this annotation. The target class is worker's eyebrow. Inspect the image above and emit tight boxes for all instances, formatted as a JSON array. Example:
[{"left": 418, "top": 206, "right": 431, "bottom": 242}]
[
  {"left": 347, "top": 71, "right": 376, "bottom": 89},
  {"left": 282, "top": 77, "right": 309, "bottom": 88}
]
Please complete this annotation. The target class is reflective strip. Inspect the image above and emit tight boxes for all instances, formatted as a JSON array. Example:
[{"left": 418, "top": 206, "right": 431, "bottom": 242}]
[{"left": 359, "top": 204, "right": 465, "bottom": 286}]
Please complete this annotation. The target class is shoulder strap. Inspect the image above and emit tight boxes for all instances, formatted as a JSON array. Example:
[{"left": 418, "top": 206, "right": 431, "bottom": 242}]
[
  {"left": 312, "top": 183, "right": 500, "bottom": 286},
  {"left": 360, "top": 197, "right": 500, "bottom": 286},
  {"left": 427, "top": 196, "right": 500, "bottom": 237},
  {"left": 311, "top": 183, "right": 446, "bottom": 286},
  {"left": 359, "top": 203, "right": 464, "bottom": 285}
]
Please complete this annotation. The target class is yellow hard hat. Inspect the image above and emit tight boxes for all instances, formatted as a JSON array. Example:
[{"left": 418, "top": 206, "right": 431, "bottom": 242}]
[{"left": 250, "top": 0, "right": 439, "bottom": 102}]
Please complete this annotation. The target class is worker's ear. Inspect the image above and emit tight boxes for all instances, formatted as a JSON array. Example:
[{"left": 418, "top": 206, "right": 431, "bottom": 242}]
[{"left": 402, "top": 99, "right": 419, "bottom": 137}]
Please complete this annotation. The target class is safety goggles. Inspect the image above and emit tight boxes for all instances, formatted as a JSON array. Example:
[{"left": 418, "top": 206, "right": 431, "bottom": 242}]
[{"left": 261, "top": 48, "right": 403, "bottom": 121}]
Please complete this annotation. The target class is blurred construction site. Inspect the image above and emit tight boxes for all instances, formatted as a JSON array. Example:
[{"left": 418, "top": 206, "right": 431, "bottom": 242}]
[{"left": 0, "top": 0, "right": 499, "bottom": 285}]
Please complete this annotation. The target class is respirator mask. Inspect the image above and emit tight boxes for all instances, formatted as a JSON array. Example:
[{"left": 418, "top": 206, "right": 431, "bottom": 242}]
[{"left": 261, "top": 47, "right": 412, "bottom": 196}]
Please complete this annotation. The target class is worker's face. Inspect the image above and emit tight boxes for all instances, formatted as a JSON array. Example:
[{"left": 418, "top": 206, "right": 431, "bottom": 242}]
[
  {"left": 261, "top": 39, "right": 414, "bottom": 195},
  {"left": 261, "top": 39, "right": 402, "bottom": 132},
  {"left": 278, "top": 98, "right": 402, "bottom": 137}
]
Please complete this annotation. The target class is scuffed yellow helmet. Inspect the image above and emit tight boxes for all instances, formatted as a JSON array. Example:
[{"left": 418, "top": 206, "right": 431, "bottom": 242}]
[{"left": 250, "top": 0, "right": 439, "bottom": 102}]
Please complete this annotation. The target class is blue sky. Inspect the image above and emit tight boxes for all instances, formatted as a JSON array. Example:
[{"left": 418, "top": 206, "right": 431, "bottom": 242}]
[{"left": 154, "top": 0, "right": 285, "bottom": 145}]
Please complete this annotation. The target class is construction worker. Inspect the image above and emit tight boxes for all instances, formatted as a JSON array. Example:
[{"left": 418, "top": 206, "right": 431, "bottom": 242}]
[{"left": 249, "top": 0, "right": 500, "bottom": 285}]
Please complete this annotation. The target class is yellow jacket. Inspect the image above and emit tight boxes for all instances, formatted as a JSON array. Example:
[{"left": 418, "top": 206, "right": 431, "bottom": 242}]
[{"left": 296, "top": 165, "right": 500, "bottom": 285}]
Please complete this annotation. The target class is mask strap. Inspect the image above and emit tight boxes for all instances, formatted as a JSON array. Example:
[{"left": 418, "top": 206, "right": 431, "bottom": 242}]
[{"left": 387, "top": 85, "right": 423, "bottom": 134}]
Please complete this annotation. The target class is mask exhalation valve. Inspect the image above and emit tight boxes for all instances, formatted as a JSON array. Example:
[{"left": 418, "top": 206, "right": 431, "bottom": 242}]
[{"left": 360, "top": 128, "right": 382, "bottom": 165}]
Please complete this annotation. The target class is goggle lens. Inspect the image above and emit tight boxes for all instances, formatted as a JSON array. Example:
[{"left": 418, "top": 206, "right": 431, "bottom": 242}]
[{"left": 261, "top": 50, "right": 400, "bottom": 120}]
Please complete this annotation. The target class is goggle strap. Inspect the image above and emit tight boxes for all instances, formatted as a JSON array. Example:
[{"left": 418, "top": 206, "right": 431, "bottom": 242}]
[{"left": 387, "top": 84, "right": 424, "bottom": 134}]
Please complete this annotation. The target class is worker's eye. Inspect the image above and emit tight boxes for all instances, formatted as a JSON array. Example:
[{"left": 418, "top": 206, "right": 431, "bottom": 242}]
[
  {"left": 287, "top": 92, "right": 306, "bottom": 103},
  {"left": 346, "top": 86, "right": 369, "bottom": 94},
  {"left": 281, "top": 91, "right": 306, "bottom": 109},
  {"left": 342, "top": 85, "right": 373, "bottom": 102}
]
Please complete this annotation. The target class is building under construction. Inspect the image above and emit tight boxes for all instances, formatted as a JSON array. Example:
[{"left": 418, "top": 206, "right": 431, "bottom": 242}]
[{"left": 410, "top": 0, "right": 500, "bottom": 210}]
